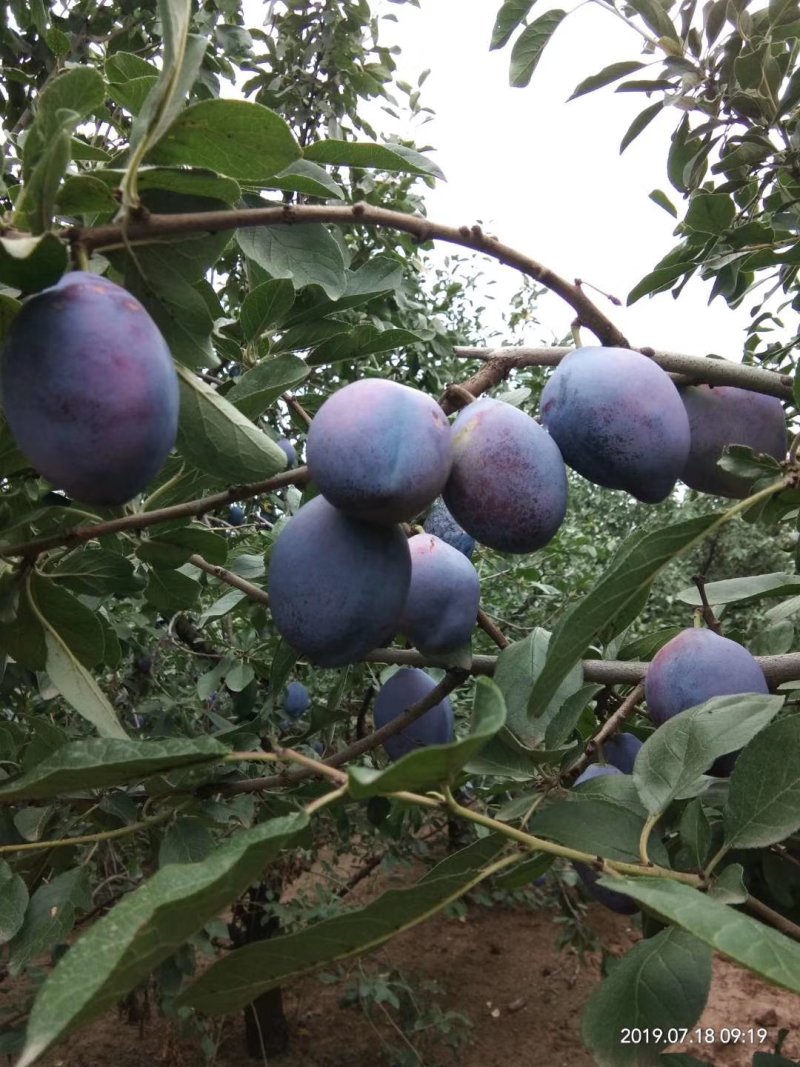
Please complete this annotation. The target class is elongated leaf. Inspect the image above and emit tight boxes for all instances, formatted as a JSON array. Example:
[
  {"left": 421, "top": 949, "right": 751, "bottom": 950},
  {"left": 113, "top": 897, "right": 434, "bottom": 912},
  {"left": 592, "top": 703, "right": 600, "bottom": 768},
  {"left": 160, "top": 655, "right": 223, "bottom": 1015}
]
[
  {"left": 176, "top": 365, "right": 288, "bottom": 483},
  {"left": 620, "top": 99, "right": 664, "bottom": 153},
  {"left": 724, "top": 715, "right": 800, "bottom": 848},
  {"left": 41, "top": 632, "right": 128, "bottom": 739},
  {"left": 627, "top": 0, "right": 679, "bottom": 39},
  {"left": 595, "top": 876, "right": 800, "bottom": 994},
  {"left": 8, "top": 867, "right": 91, "bottom": 977},
  {"left": 348, "top": 677, "right": 506, "bottom": 798},
  {"left": 490, "top": 0, "right": 535, "bottom": 49},
  {"left": 0, "top": 860, "right": 29, "bottom": 945},
  {"left": 304, "top": 139, "right": 444, "bottom": 179},
  {"left": 677, "top": 572, "right": 800, "bottom": 607},
  {"left": 530, "top": 514, "right": 719, "bottom": 714},
  {"left": 16, "top": 814, "right": 308, "bottom": 1067},
  {"left": 150, "top": 99, "right": 300, "bottom": 179},
  {"left": 50, "top": 549, "right": 144, "bottom": 597},
  {"left": 239, "top": 279, "right": 296, "bottom": 342},
  {"left": 227, "top": 354, "right": 309, "bottom": 419},
  {"left": 634, "top": 694, "right": 783, "bottom": 816},
  {"left": 509, "top": 10, "right": 566, "bottom": 87},
  {"left": 29, "top": 574, "right": 104, "bottom": 669},
  {"left": 178, "top": 835, "right": 507, "bottom": 1014},
  {"left": 569, "top": 61, "right": 646, "bottom": 100},
  {"left": 0, "top": 737, "right": 229, "bottom": 801},
  {"left": 582, "top": 927, "right": 712, "bottom": 1066}
]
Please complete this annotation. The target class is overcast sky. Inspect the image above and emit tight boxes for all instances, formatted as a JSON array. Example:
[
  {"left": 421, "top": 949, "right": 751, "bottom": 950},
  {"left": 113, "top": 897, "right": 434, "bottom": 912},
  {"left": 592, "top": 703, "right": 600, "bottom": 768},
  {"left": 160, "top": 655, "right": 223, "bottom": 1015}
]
[{"left": 366, "top": 1, "right": 755, "bottom": 359}]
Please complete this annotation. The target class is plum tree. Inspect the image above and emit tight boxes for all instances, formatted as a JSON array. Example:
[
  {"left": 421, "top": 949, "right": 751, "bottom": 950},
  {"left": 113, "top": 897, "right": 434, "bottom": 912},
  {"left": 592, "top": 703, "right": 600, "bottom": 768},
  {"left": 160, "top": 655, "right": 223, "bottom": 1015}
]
[
  {"left": 283, "top": 681, "right": 310, "bottom": 719},
  {"left": 1, "top": 272, "right": 179, "bottom": 505},
  {"left": 306, "top": 378, "right": 452, "bottom": 524},
  {"left": 228, "top": 504, "right": 246, "bottom": 526},
  {"left": 397, "top": 533, "right": 480, "bottom": 654},
  {"left": 423, "top": 497, "right": 476, "bottom": 558},
  {"left": 540, "top": 346, "right": 691, "bottom": 503},
  {"left": 600, "top": 732, "right": 642, "bottom": 774},
  {"left": 276, "top": 438, "right": 298, "bottom": 468},
  {"left": 443, "top": 398, "right": 568, "bottom": 553},
  {"left": 373, "top": 667, "right": 454, "bottom": 761},
  {"left": 679, "top": 384, "right": 787, "bottom": 498},
  {"left": 572, "top": 765, "right": 639, "bottom": 914},
  {"left": 645, "top": 627, "right": 768, "bottom": 726},
  {"left": 267, "top": 496, "right": 411, "bottom": 666}
]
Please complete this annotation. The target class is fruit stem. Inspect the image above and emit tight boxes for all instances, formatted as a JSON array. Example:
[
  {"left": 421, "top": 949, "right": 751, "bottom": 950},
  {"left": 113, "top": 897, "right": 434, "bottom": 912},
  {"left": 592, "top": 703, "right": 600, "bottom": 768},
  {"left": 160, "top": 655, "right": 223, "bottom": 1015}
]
[
  {"left": 703, "top": 843, "right": 730, "bottom": 879},
  {"left": 638, "top": 813, "right": 659, "bottom": 866}
]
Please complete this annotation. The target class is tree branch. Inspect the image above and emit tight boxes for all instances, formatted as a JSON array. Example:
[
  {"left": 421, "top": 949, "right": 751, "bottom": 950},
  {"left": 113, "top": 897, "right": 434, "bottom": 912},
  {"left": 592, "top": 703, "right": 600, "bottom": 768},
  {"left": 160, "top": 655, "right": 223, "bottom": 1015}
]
[{"left": 62, "top": 202, "right": 629, "bottom": 348}]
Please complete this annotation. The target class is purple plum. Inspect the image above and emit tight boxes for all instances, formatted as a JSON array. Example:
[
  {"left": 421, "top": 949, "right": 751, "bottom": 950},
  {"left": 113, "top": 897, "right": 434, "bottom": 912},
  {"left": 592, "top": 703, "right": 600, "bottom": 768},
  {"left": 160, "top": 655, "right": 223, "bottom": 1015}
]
[
  {"left": 398, "top": 533, "right": 480, "bottom": 654},
  {"left": 423, "top": 498, "right": 475, "bottom": 559},
  {"left": 283, "top": 680, "right": 310, "bottom": 718},
  {"left": 374, "top": 667, "right": 454, "bottom": 761},
  {"left": 601, "top": 732, "right": 643, "bottom": 774}
]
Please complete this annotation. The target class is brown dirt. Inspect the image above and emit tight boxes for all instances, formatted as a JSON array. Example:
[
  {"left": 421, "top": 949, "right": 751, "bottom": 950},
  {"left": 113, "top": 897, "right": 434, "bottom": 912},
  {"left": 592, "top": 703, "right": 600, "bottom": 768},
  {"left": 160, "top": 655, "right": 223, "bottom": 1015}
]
[{"left": 6, "top": 858, "right": 800, "bottom": 1067}]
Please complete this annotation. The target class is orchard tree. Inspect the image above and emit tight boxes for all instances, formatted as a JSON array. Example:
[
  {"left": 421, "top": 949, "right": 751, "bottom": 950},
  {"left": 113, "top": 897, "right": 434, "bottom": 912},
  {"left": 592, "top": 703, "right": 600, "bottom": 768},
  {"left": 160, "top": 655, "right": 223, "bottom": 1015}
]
[{"left": 2, "top": 2, "right": 800, "bottom": 1066}]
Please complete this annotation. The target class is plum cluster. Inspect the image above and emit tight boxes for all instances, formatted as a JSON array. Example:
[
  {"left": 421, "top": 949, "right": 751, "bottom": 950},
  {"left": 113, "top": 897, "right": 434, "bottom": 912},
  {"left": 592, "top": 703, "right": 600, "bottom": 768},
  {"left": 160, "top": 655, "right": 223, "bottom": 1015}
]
[{"left": 0, "top": 272, "right": 180, "bottom": 505}]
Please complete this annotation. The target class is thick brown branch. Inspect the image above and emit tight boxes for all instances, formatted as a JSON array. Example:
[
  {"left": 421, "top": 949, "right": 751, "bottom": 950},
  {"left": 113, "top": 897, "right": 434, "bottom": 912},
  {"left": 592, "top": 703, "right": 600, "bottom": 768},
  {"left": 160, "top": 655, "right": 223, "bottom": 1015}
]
[
  {"left": 64, "top": 203, "right": 628, "bottom": 348},
  {"left": 452, "top": 346, "right": 793, "bottom": 402}
]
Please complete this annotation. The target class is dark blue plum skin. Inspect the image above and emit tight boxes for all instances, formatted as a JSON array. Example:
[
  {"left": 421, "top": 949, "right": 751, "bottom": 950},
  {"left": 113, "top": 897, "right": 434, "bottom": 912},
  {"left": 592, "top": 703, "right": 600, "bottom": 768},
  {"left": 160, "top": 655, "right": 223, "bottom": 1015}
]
[
  {"left": 228, "top": 504, "right": 246, "bottom": 526},
  {"left": 398, "top": 533, "right": 480, "bottom": 654},
  {"left": 442, "top": 398, "right": 568, "bottom": 554},
  {"left": 277, "top": 437, "right": 297, "bottom": 467},
  {"left": 374, "top": 667, "right": 454, "bottom": 761},
  {"left": 1, "top": 272, "right": 179, "bottom": 505},
  {"left": 601, "top": 732, "right": 643, "bottom": 774},
  {"left": 540, "top": 347, "right": 691, "bottom": 504},
  {"left": 306, "top": 378, "right": 453, "bottom": 524},
  {"left": 423, "top": 498, "right": 475, "bottom": 558},
  {"left": 283, "top": 680, "right": 310, "bottom": 718},
  {"left": 267, "top": 496, "right": 411, "bottom": 667},
  {"left": 680, "top": 384, "right": 787, "bottom": 498},
  {"left": 645, "top": 627, "right": 768, "bottom": 726},
  {"left": 573, "top": 765, "right": 638, "bottom": 914}
]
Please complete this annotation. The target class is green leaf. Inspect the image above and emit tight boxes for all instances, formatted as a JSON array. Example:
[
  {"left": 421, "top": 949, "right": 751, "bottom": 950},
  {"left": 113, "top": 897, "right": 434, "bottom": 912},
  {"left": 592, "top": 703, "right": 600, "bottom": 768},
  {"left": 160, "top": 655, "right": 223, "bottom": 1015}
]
[
  {"left": 177, "top": 835, "right": 506, "bottom": 1014},
  {"left": 240, "top": 279, "right": 296, "bottom": 342},
  {"left": 264, "top": 158, "right": 345, "bottom": 200},
  {"left": 724, "top": 715, "right": 800, "bottom": 848},
  {"left": 583, "top": 928, "right": 711, "bottom": 1065},
  {"left": 238, "top": 222, "right": 347, "bottom": 301},
  {"left": 50, "top": 549, "right": 144, "bottom": 597},
  {"left": 149, "top": 99, "right": 300, "bottom": 180},
  {"left": 55, "top": 175, "right": 119, "bottom": 216},
  {"left": 138, "top": 526, "right": 228, "bottom": 568},
  {"left": 307, "top": 324, "right": 422, "bottom": 366},
  {"left": 684, "top": 192, "right": 736, "bottom": 234},
  {"left": 105, "top": 52, "right": 159, "bottom": 114},
  {"left": 490, "top": 0, "right": 535, "bottom": 49},
  {"left": 8, "top": 867, "right": 91, "bottom": 977},
  {"left": 304, "top": 139, "right": 444, "bottom": 179},
  {"left": 594, "top": 876, "right": 800, "bottom": 995},
  {"left": 41, "top": 630, "right": 128, "bottom": 739},
  {"left": 0, "top": 737, "right": 229, "bottom": 801},
  {"left": 509, "top": 10, "right": 566, "bottom": 87},
  {"left": 28, "top": 574, "right": 105, "bottom": 669},
  {"left": 679, "top": 798, "right": 712, "bottom": 868},
  {"left": 348, "top": 677, "right": 506, "bottom": 798},
  {"left": 633, "top": 694, "right": 784, "bottom": 815},
  {"left": 529, "top": 514, "right": 720, "bottom": 715},
  {"left": 677, "top": 572, "right": 800, "bottom": 607},
  {"left": 175, "top": 365, "right": 289, "bottom": 484},
  {"left": 492, "top": 628, "right": 583, "bottom": 747},
  {"left": 0, "top": 233, "right": 68, "bottom": 293},
  {"left": 16, "top": 814, "right": 308, "bottom": 1067},
  {"left": 0, "top": 860, "right": 29, "bottom": 945},
  {"left": 144, "top": 568, "right": 200, "bottom": 611},
  {"left": 227, "top": 354, "right": 309, "bottom": 419},
  {"left": 649, "top": 188, "right": 677, "bottom": 216},
  {"left": 158, "top": 817, "right": 213, "bottom": 866},
  {"left": 627, "top": 0, "right": 680, "bottom": 39},
  {"left": 569, "top": 61, "right": 646, "bottom": 100},
  {"left": 620, "top": 100, "right": 664, "bottom": 153}
]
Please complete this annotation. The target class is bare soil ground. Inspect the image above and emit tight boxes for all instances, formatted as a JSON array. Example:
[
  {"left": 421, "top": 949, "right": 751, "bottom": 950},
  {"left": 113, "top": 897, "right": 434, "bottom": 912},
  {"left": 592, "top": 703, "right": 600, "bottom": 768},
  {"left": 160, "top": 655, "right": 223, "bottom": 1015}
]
[{"left": 5, "top": 855, "right": 799, "bottom": 1067}]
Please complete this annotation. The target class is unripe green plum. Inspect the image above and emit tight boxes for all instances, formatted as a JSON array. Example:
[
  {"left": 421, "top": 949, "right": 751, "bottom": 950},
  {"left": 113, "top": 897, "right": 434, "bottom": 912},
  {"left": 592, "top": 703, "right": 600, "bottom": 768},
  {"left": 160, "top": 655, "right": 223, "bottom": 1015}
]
[
  {"left": 679, "top": 384, "right": 787, "bottom": 498},
  {"left": 398, "top": 533, "right": 480, "bottom": 654},
  {"left": 540, "top": 346, "right": 690, "bottom": 503},
  {"left": 1, "top": 272, "right": 179, "bottom": 505},
  {"left": 306, "top": 378, "right": 452, "bottom": 524},
  {"left": 645, "top": 627, "right": 768, "bottom": 726},
  {"left": 374, "top": 667, "right": 454, "bottom": 761},
  {"left": 443, "top": 398, "right": 568, "bottom": 553},
  {"left": 267, "top": 496, "right": 411, "bottom": 667}
]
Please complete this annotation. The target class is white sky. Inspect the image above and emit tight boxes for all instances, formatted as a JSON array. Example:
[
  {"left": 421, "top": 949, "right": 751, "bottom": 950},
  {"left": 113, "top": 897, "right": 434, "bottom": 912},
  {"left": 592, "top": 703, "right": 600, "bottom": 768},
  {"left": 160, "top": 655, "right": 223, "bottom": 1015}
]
[{"left": 368, "top": 1, "right": 756, "bottom": 359}]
